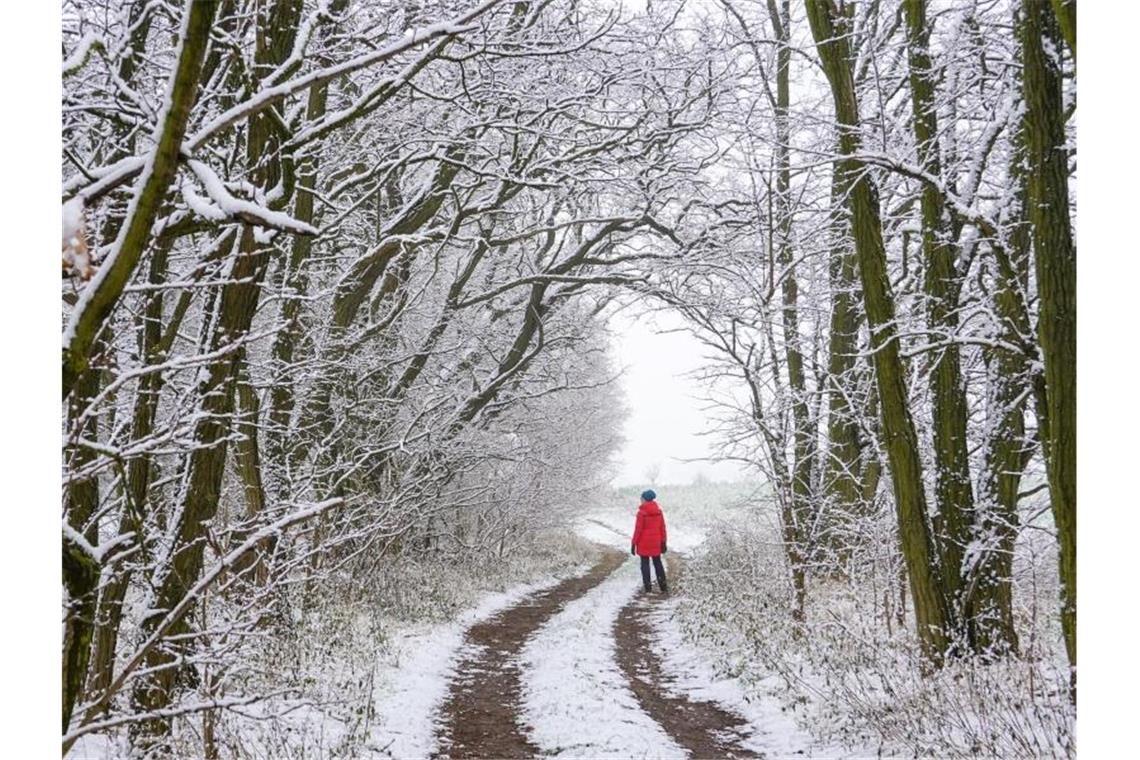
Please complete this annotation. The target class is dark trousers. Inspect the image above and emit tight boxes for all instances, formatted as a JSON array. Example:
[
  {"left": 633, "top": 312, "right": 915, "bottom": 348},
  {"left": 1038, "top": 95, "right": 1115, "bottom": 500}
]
[{"left": 640, "top": 555, "right": 667, "bottom": 592}]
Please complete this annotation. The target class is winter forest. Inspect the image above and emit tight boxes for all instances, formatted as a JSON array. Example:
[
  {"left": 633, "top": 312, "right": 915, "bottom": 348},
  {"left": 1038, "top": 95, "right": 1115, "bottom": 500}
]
[{"left": 60, "top": 0, "right": 1077, "bottom": 757}]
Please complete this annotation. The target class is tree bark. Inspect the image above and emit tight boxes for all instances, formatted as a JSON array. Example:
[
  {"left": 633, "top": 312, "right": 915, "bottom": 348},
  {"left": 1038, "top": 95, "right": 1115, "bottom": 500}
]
[
  {"left": 129, "top": 1, "right": 305, "bottom": 745},
  {"left": 965, "top": 7, "right": 1040, "bottom": 656},
  {"left": 265, "top": 0, "right": 349, "bottom": 481},
  {"left": 823, "top": 160, "right": 864, "bottom": 558},
  {"left": 62, "top": 534, "right": 100, "bottom": 734},
  {"left": 765, "top": 0, "right": 812, "bottom": 613},
  {"left": 62, "top": 353, "right": 105, "bottom": 732}
]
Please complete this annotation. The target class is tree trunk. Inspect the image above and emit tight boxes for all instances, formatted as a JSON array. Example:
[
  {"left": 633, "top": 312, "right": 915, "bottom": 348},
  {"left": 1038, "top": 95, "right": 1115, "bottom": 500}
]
[
  {"left": 130, "top": 1, "right": 304, "bottom": 745},
  {"left": 966, "top": 13, "right": 1040, "bottom": 655},
  {"left": 62, "top": 0, "right": 217, "bottom": 398},
  {"left": 767, "top": 0, "right": 813, "bottom": 610},
  {"left": 62, "top": 534, "right": 100, "bottom": 734},
  {"left": 903, "top": 0, "right": 975, "bottom": 643},
  {"left": 62, "top": 354, "right": 105, "bottom": 732},
  {"left": 233, "top": 365, "right": 272, "bottom": 585},
  {"left": 824, "top": 161, "right": 864, "bottom": 559},
  {"left": 265, "top": 0, "right": 349, "bottom": 482},
  {"left": 806, "top": 0, "right": 953, "bottom": 667},
  {"left": 1021, "top": 0, "right": 1076, "bottom": 692}
]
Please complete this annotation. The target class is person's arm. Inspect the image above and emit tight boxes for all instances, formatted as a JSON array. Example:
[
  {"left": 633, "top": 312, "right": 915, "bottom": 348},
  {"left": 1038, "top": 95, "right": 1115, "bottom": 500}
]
[
  {"left": 631, "top": 512, "right": 643, "bottom": 554},
  {"left": 661, "top": 513, "right": 667, "bottom": 553}
]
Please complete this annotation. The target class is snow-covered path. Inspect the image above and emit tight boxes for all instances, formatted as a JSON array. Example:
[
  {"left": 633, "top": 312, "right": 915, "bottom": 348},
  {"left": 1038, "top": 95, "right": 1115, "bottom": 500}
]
[
  {"left": 520, "top": 555, "right": 688, "bottom": 758},
  {"left": 434, "top": 552, "right": 626, "bottom": 758}
]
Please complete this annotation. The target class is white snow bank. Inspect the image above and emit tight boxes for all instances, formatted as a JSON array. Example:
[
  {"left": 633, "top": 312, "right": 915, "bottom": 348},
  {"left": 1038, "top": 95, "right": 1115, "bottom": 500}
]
[
  {"left": 576, "top": 515, "right": 628, "bottom": 547},
  {"left": 520, "top": 558, "right": 686, "bottom": 759}
]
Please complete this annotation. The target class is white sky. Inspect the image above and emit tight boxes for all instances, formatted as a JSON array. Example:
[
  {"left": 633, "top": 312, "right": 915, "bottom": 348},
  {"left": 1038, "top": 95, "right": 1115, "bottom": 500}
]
[{"left": 607, "top": 308, "right": 749, "bottom": 487}]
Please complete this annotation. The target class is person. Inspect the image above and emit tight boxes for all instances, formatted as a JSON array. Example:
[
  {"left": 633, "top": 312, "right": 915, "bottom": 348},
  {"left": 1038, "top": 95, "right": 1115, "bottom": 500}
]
[{"left": 631, "top": 489, "right": 668, "bottom": 594}]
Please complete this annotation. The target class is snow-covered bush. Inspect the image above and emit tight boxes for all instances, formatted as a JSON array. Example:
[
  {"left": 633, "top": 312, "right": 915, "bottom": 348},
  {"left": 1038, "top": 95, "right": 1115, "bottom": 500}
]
[{"left": 677, "top": 518, "right": 1075, "bottom": 758}]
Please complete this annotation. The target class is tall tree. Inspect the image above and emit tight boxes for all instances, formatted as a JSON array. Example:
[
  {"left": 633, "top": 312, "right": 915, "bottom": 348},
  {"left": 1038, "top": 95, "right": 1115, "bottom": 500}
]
[
  {"left": 822, "top": 159, "right": 865, "bottom": 558},
  {"left": 1021, "top": 0, "right": 1076, "bottom": 691},
  {"left": 805, "top": 0, "right": 953, "bottom": 666},
  {"left": 61, "top": 0, "right": 218, "bottom": 399},
  {"left": 130, "top": 0, "right": 306, "bottom": 744},
  {"left": 902, "top": 0, "right": 974, "bottom": 640},
  {"left": 768, "top": 0, "right": 812, "bottom": 621}
]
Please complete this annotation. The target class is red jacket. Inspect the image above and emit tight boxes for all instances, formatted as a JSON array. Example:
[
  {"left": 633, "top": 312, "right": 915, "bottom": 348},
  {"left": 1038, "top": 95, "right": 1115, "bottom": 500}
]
[{"left": 631, "top": 500, "right": 667, "bottom": 556}]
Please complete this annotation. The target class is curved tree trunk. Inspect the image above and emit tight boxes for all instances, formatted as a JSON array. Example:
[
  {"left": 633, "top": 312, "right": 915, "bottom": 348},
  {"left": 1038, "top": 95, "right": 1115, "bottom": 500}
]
[
  {"left": 129, "top": 1, "right": 306, "bottom": 747},
  {"left": 62, "top": 0, "right": 218, "bottom": 398}
]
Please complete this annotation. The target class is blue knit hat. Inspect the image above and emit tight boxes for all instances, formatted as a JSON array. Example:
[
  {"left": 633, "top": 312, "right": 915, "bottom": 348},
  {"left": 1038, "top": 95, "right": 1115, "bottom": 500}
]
[{"left": 641, "top": 489, "right": 656, "bottom": 501}]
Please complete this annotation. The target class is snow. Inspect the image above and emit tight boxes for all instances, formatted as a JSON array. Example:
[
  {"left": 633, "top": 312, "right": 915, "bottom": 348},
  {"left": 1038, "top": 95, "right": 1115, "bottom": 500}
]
[
  {"left": 63, "top": 197, "right": 84, "bottom": 243},
  {"left": 367, "top": 572, "right": 573, "bottom": 757},
  {"left": 519, "top": 558, "right": 687, "bottom": 759},
  {"left": 62, "top": 31, "right": 103, "bottom": 76},
  {"left": 186, "top": 159, "right": 318, "bottom": 235},
  {"left": 62, "top": 522, "right": 134, "bottom": 564},
  {"left": 66, "top": 733, "right": 124, "bottom": 760},
  {"left": 66, "top": 486, "right": 885, "bottom": 758},
  {"left": 179, "top": 179, "right": 227, "bottom": 222},
  {"left": 185, "top": 0, "right": 500, "bottom": 153},
  {"left": 69, "top": 156, "right": 145, "bottom": 202}
]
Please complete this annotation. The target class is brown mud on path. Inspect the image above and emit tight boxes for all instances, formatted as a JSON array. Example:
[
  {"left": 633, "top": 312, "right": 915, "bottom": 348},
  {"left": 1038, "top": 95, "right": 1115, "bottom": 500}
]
[
  {"left": 434, "top": 549, "right": 625, "bottom": 759},
  {"left": 614, "top": 554, "right": 762, "bottom": 759}
]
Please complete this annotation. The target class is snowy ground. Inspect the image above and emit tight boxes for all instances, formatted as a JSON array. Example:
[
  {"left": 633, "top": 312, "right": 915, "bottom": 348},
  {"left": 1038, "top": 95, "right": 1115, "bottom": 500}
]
[
  {"left": 72, "top": 484, "right": 833, "bottom": 759},
  {"left": 646, "top": 592, "right": 853, "bottom": 758}
]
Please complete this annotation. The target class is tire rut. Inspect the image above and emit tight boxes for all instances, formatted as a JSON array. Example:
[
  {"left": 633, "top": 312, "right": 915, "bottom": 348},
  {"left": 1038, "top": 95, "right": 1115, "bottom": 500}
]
[
  {"left": 613, "top": 554, "right": 761, "bottom": 759},
  {"left": 435, "top": 550, "right": 625, "bottom": 759}
]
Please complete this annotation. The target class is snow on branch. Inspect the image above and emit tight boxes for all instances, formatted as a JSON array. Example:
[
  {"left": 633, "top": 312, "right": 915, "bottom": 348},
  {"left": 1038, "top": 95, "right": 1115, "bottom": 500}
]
[
  {"left": 62, "top": 522, "right": 136, "bottom": 565},
  {"left": 65, "top": 692, "right": 289, "bottom": 745},
  {"left": 854, "top": 151, "right": 1001, "bottom": 238},
  {"left": 184, "top": 0, "right": 504, "bottom": 153},
  {"left": 62, "top": 1, "right": 504, "bottom": 207},
  {"left": 455, "top": 273, "right": 648, "bottom": 309},
  {"left": 62, "top": 32, "right": 105, "bottom": 78},
  {"left": 186, "top": 160, "right": 318, "bottom": 236}
]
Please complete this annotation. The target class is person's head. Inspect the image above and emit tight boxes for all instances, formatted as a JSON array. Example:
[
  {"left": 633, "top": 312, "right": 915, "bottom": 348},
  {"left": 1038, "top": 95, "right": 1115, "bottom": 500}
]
[{"left": 640, "top": 489, "right": 656, "bottom": 503}]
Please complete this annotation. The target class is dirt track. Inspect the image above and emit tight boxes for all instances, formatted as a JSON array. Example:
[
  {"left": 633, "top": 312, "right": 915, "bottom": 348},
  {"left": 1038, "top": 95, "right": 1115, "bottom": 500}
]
[
  {"left": 613, "top": 554, "right": 761, "bottom": 758},
  {"left": 434, "top": 551, "right": 625, "bottom": 758}
]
